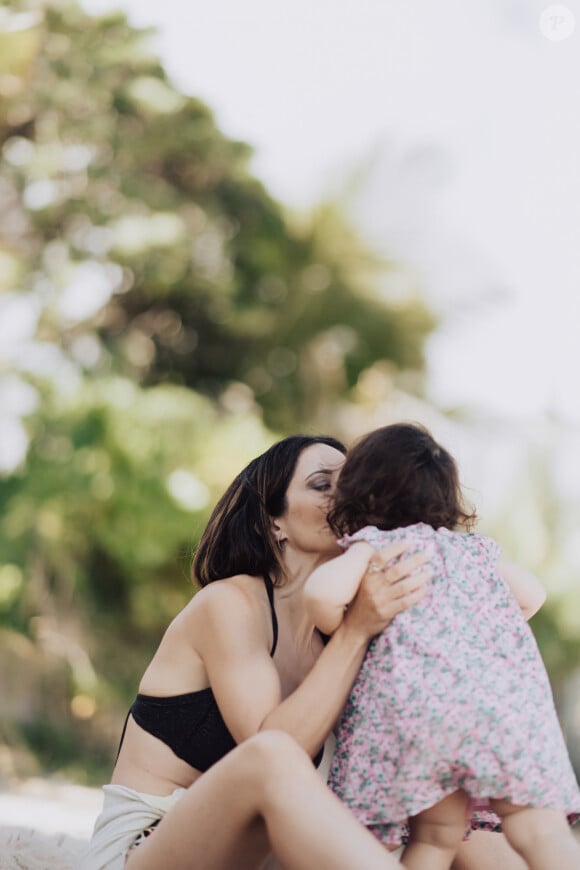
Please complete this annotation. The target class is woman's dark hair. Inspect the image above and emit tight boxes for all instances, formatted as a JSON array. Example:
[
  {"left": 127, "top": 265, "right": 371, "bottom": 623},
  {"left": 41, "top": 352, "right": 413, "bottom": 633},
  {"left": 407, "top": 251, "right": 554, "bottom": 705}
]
[
  {"left": 328, "top": 423, "right": 476, "bottom": 536},
  {"left": 193, "top": 435, "right": 346, "bottom": 587}
]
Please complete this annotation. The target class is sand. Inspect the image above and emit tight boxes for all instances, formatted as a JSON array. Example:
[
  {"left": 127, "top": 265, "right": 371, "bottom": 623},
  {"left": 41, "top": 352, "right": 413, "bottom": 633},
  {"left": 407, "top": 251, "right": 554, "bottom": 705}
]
[{"left": 0, "top": 778, "right": 100, "bottom": 869}]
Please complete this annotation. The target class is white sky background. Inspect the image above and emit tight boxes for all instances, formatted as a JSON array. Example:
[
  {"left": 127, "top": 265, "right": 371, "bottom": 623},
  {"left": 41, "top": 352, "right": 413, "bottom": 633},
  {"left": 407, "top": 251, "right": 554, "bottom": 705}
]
[{"left": 82, "top": 0, "right": 580, "bottom": 423}]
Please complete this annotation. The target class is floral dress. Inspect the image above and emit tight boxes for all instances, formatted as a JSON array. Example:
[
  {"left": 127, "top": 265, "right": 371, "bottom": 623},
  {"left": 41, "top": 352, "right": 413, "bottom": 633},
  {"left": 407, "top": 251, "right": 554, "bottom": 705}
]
[{"left": 329, "top": 523, "right": 580, "bottom": 846}]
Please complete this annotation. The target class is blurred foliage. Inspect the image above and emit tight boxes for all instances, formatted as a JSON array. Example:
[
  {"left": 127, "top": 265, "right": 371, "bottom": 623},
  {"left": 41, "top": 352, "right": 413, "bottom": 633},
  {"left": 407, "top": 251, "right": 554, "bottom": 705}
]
[
  {"left": 0, "top": 0, "right": 434, "bottom": 430},
  {"left": 0, "top": 0, "right": 435, "bottom": 780},
  {"left": 484, "top": 430, "right": 580, "bottom": 690}
]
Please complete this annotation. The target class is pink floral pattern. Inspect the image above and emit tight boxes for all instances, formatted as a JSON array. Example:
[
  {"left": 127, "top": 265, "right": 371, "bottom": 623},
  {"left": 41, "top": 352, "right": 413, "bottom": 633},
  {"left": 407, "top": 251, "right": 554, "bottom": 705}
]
[{"left": 329, "top": 523, "right": 580, "bottom": 846}]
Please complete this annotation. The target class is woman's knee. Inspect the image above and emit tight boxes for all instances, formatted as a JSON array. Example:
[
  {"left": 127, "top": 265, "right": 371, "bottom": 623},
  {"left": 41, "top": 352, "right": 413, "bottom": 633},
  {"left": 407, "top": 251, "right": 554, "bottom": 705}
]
[
  {"left": 238, "top": 731, "right": 311, "bottom": 778},
  {"left": 229, "top": 731, "right": 315, "bottom": 813}
]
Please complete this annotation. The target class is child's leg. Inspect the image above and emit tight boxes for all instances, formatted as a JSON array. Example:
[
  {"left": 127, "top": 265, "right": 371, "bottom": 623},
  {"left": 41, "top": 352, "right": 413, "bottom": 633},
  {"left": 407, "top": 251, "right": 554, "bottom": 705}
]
[
  {"left": 402, "top": 790, "right": 468, "bottom": 870},
  {"left": 452, "top": 829, "right": 527, "bottom": 870},
  {"left": 489, "top": 798, "right": 580, "bottom": 870}
]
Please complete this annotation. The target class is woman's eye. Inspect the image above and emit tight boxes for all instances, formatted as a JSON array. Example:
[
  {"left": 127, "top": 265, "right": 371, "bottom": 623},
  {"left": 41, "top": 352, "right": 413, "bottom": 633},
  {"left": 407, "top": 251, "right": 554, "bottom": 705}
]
[{"left": 312, "top": 482, "right": 331, "bottom": 491}]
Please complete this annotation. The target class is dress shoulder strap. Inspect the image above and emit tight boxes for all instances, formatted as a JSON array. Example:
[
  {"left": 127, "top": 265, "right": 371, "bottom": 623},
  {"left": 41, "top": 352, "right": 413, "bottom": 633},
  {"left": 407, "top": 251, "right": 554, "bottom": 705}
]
[{"left": 263, "top": 574, "right": 278, "bottom": 656}]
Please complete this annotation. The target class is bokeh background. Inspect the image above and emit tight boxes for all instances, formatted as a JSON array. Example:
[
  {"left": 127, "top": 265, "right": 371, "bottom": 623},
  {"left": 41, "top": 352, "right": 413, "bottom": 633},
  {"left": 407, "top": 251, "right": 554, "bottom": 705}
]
[{"left": 1, "top": 0, "right": 579, "bottom": 794}]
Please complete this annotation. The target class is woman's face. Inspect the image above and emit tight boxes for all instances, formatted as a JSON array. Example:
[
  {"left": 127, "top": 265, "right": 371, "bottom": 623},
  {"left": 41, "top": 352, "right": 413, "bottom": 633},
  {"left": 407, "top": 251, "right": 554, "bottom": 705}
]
[{"left": 274, "top": 443, "right": 345, "bottom": 558}]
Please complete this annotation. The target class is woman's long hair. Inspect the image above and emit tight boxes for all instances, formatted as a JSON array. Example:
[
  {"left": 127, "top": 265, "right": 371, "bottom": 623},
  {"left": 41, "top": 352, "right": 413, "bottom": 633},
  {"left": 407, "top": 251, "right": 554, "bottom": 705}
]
[{"left": 193, "top": 435, "right": 346, "bottom": 586}]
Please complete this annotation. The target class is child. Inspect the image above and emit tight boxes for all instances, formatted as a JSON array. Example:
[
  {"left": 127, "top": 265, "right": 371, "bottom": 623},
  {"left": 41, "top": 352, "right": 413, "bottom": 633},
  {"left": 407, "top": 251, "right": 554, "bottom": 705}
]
[{"left": 304, "top": 423, "right": 580, "bottom": 870}]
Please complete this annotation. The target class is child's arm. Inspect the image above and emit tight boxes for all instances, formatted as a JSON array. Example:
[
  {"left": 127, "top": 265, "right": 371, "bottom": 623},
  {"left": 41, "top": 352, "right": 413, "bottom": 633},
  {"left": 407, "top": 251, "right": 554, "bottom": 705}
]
[
  {"left": 497, "top": 558, "right": 546, "bottom": 620},
  {"left": 304, "top": 542, "right": 377, "bottom": 635}
]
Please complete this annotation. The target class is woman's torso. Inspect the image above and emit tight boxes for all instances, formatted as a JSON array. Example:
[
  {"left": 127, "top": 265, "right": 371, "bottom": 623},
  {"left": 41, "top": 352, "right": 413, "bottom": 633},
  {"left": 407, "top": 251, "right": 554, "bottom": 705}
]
[{"left": 112, "top": 573, "right": 324, "bottom": 795}]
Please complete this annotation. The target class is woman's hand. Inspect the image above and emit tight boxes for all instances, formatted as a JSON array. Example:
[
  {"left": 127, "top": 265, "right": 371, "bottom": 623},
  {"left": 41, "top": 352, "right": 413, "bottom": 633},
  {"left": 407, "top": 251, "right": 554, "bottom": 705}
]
[{"left": 342, "top": 540, "right": 431, "bottom": 642}]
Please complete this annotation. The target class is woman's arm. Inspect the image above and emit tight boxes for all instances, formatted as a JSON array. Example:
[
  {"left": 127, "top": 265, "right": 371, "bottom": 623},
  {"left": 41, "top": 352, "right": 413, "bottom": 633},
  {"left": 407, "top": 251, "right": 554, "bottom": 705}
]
[
  {"left": 497, "top": 557, "right": 546, "bottom": 620},
  {"left": 303, "top": 542, "right": 376, "bottom": 634},
  {"left": 197, "top": 544, "right": 431, "bottom": 759},
  {"left": 261, "top": 551, "right": 428, "bottom": 756}
]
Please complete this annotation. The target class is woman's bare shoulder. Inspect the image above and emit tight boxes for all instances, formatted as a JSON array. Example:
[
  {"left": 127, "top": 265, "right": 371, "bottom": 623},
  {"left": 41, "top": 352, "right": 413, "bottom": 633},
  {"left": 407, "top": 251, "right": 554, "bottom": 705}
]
[
  {"left": 175, "top": 575, "right": 268, "bottom": 635},
  {"left": 140, "top": 576, "right": 269, "bottom": 692}
]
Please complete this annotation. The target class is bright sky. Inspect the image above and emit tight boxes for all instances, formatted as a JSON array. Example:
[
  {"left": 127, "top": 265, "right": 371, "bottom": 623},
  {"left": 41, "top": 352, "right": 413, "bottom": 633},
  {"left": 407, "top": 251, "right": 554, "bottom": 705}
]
[{"left": 82, "top": 0, "right": 580, "bottom": 423}]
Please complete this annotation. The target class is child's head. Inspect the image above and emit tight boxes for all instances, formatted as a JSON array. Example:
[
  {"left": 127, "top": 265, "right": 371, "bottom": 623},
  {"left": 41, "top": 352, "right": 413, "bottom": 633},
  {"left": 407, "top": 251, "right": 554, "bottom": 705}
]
[{"left": 328, "top": 422, "right": 476, "bottom": 536}]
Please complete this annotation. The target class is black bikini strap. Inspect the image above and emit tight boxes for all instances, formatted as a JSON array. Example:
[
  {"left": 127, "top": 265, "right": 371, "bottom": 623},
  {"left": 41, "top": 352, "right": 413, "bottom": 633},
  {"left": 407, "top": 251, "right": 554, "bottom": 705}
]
[
  {"left": 263, "top": 574, "right": 278, "bottom": 656},
  {"left": 114, "top": 708, "right": 132, "bottom": 764}
]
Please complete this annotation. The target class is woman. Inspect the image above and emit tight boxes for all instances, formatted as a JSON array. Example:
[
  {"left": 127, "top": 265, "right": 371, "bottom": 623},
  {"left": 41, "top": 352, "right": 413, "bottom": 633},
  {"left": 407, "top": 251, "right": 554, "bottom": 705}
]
[
  {"left": 83, "top": 435, "right": 427, "bottom": 869},
  {"left": 84, "top": 435, "right": 523, "bottom": 869}
]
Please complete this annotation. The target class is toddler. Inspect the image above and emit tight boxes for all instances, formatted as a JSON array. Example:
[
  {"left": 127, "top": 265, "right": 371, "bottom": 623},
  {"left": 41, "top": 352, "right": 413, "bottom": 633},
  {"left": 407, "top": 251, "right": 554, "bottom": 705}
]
[{"left": 305, "top": 423, "right": 580, "bottom": 870}]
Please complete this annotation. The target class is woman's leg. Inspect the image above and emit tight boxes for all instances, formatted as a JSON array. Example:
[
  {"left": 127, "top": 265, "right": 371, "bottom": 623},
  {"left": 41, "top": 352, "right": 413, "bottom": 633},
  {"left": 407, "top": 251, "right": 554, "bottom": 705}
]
[
  {"left": 489, "top": 798, "right": 580, "bottom": 870},
  {"left": 452, "top": 830, "right": 527, "bottom": 870},
  {"left": 401, "top": 790, "right": 468, "bottom": 870},
  {"left": 126, "top": 731, "right": 396, "bottom": 870}
]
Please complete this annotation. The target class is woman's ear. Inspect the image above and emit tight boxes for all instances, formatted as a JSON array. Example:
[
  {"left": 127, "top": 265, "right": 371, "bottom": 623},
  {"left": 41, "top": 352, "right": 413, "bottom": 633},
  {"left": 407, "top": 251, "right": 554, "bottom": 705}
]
[{"left": 270, "top": 517, "right": 287, "bottom": 547}]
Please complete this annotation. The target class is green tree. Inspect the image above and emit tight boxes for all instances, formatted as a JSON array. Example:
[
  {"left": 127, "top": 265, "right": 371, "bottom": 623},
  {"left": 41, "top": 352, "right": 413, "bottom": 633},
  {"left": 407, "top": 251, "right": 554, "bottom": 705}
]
[
  {"left": 0, "top": 0, "right": 435, "bottom": 780},
  {"left": 484, "top": 429, "right": 580, "bottom": 689},
  {"left": 0, "top": 0, "right": 434, "bottom": 430}
]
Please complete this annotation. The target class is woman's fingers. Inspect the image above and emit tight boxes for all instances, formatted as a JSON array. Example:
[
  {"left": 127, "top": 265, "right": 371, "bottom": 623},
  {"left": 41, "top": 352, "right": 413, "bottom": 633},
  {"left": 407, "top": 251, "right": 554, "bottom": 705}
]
[
  {"left": 361, "top": 549, "right": 432, "bottom": 597},
  {"left": 348, "top": 547, "right": 432, "bottom": 638},
  {"left": 373, "top": 538, "right": 432, "bottom": 568},
  {"left": 389, "top": 568, "right": 431, "bottom": 600},
  {"left": 383, "top": 550, "right": 430, "bottom": 581},
  {"left": 372, "top": 538, "right": 410, "bottom": 563},
  {"left": 364, "top": 544, "right": 430, "bottom": 580},
  {"left": 391, "top": 577, "right": 430, "bottom": 613}
]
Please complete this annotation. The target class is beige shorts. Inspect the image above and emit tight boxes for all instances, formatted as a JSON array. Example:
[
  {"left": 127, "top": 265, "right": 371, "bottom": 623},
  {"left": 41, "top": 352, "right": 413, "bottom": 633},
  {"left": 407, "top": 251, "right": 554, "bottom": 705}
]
[{"left": 80, "top": 784, "right": 186, "bottom": 870}]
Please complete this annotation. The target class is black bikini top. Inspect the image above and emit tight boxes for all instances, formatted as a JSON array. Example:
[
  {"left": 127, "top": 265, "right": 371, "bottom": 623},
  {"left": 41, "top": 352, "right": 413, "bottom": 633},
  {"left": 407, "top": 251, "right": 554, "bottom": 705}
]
[{"left": 116, "top": 575, "right": 323, "bottom": 772}]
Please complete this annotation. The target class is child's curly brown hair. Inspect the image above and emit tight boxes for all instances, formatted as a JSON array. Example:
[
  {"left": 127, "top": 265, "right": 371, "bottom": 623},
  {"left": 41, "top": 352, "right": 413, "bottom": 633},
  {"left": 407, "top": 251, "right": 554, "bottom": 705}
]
[{"left": 328, "top": 422, "right": 476, "bottom": 536}]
